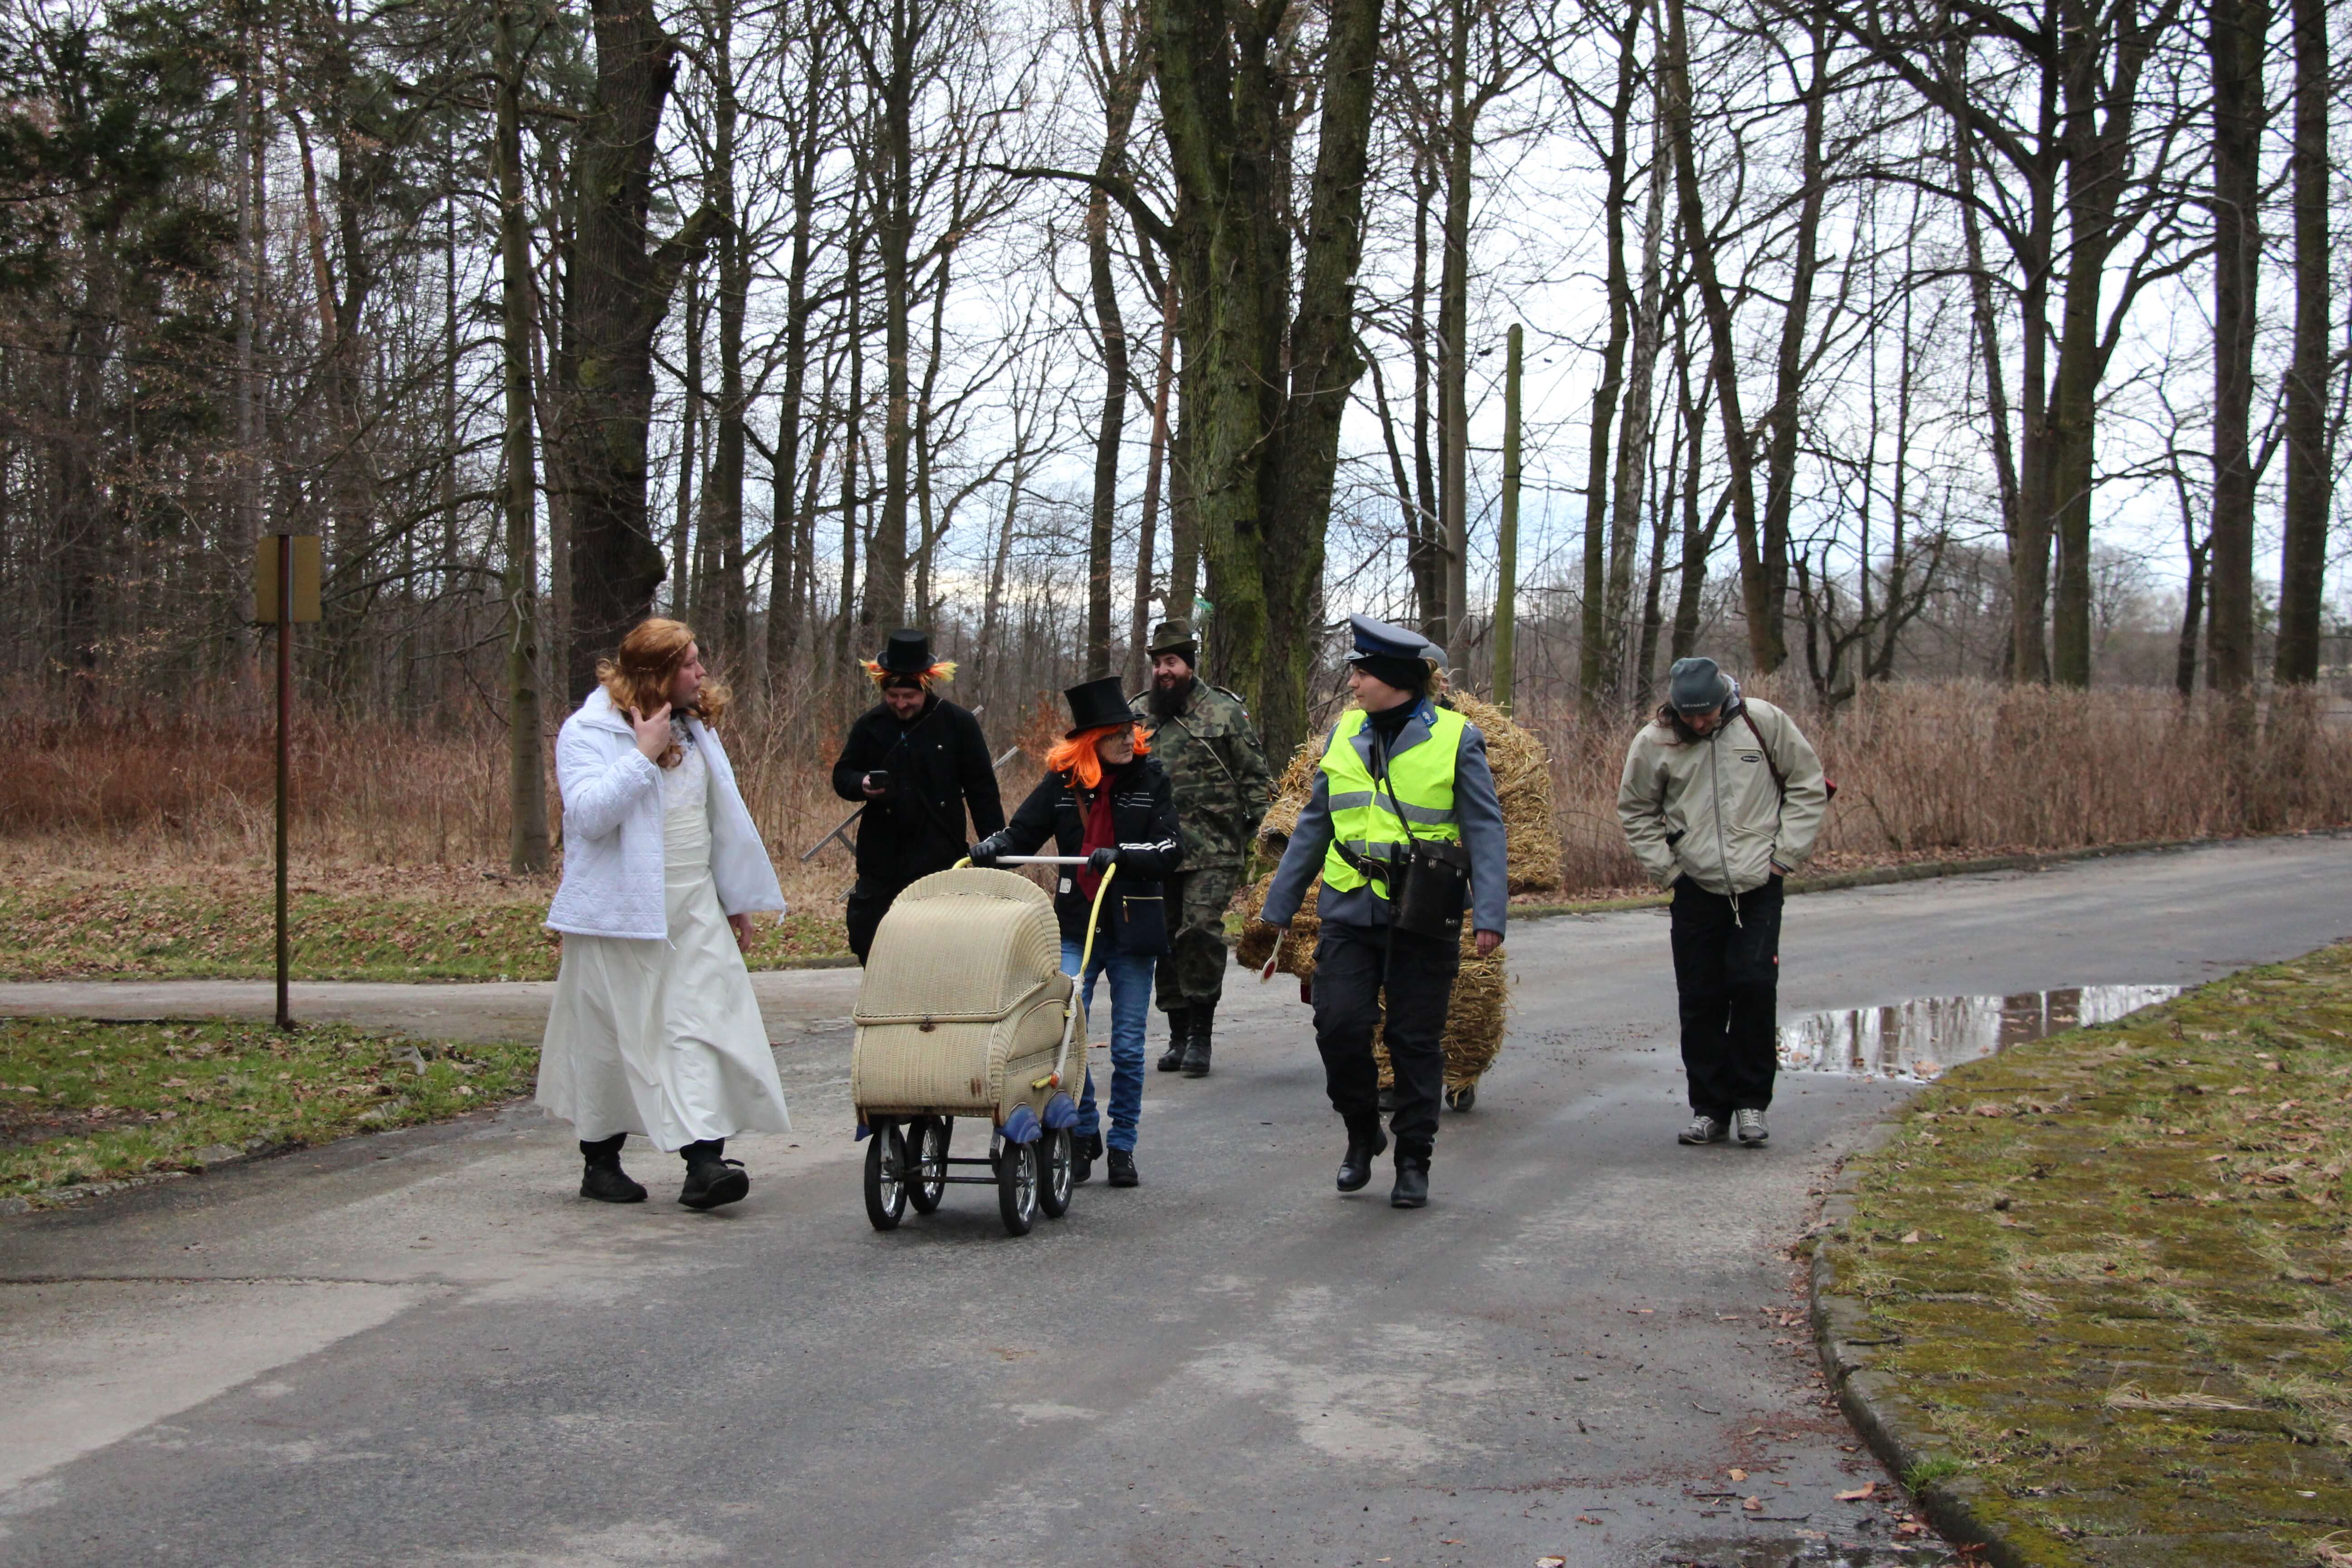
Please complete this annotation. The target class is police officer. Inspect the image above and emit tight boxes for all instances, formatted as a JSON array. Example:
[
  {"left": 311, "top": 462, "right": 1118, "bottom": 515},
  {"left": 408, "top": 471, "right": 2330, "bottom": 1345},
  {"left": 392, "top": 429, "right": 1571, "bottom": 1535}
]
[
  {"left": 1257, "top": 615, "right": 1508, "bottom": 1209},
  {"left": 830, "top": 629, "right": 1005, "bottom": 963},
  {"left": 1131, "top": 619, "right": 1274, "bottom": 1078}
]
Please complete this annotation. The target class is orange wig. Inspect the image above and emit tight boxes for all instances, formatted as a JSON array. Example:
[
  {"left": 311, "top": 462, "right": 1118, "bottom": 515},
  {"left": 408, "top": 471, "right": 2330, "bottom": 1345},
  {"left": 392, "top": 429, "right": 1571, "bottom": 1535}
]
[{"left": 1046, "top": 723, "right": 1152, "bottom": 792}]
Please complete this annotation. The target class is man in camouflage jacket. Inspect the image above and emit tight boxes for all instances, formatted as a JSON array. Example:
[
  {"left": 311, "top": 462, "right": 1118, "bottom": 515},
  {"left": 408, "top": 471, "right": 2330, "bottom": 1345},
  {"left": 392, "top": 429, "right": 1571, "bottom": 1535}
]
[{"left": 1131, "top": 620, "right": 1274, "bottom": 1078}]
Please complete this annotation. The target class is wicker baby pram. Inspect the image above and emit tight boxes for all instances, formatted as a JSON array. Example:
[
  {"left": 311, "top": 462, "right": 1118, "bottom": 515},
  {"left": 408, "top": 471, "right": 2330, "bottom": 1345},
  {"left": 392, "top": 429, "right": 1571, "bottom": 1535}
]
[{"left": 851, "top": 862, "right": 1106, "bottom": 1235}]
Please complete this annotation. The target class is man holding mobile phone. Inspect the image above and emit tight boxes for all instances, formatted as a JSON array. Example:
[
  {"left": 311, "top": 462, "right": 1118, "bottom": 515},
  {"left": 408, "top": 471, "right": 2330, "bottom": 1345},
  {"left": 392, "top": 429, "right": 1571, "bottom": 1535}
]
[{"left": 830, "top": 629, "right": 1005, "bottom": 962}]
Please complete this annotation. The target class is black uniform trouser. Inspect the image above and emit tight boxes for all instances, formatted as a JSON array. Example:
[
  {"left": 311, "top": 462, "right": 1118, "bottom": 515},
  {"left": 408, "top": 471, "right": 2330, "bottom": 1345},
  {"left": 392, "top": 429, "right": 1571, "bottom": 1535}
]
[
  {"left": 847, "top": 876, "right": 915, "bottom": 965},
  {"left": 1669, "top": 875, "right": 1784, "bottom": 1117},
  {"left": 1313, "top": 920, "right": 1458, "bottom": 1161}
]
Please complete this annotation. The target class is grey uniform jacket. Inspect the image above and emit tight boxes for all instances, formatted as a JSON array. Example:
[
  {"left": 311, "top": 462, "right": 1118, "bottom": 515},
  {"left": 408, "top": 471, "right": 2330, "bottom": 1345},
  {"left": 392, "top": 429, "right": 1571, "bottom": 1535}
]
[{"left": 1260, "top": 697, "right": 1509, "bottom": 936}]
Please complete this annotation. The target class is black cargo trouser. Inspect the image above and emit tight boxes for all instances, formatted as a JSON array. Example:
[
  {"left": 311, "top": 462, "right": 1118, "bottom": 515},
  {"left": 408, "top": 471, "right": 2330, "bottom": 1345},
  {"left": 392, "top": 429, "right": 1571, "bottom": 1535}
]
[
  {"left": 1312, "top": 920, "right": 1459, "bottom": 1161},
  {"left": 846, "top": 876, "right": 914, "bottom": 965},
  {"left": 1669, "top": 874, "right": 1784, "bottom": 1116}
]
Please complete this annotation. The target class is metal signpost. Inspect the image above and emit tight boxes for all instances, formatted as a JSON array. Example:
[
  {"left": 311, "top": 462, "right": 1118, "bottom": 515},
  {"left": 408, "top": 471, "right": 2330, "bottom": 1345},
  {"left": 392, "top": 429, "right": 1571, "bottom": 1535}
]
[{"left": 254, "top": 534, "right": 321, "bottom": 1031}]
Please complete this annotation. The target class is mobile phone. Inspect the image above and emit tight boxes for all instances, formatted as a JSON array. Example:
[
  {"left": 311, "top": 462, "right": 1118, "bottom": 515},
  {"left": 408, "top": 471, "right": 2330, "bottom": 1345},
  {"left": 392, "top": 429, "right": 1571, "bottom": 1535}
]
[{"left": 865, "top": 769, "right": 892, "bottom": 790}]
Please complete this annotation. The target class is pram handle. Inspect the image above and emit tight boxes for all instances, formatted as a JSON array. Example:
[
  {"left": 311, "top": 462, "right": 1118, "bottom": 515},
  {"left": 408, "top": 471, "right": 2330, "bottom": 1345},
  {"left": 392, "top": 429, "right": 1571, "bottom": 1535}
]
[{"left": 993, "top": 855, "right": 1091, "bottom": 866}]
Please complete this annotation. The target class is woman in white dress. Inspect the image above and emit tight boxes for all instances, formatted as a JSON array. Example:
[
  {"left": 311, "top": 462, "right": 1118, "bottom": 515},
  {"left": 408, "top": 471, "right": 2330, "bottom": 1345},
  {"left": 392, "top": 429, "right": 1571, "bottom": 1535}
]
[{"left": 537, "top": 618, "right": 791, "bottom": 1209}]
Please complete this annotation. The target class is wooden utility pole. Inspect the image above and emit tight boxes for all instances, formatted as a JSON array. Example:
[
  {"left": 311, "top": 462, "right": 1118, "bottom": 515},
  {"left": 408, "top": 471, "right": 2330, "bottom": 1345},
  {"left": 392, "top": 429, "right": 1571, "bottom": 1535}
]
[
  {"left": 1494, "top": 324, "right": 1522, "bottom": 712},
  {"left": 255, "top": 536, "right": 320, "bottom": 1031}
]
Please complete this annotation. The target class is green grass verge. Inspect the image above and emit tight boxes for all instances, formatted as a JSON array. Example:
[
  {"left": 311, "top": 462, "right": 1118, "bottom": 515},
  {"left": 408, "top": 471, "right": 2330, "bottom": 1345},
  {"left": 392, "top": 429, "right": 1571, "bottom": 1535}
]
[
  {"left": 1826, "top": 943, "right": 2352, "bottom": 1567},
  {"left": 0, "top": 882, "right": 849, "bottom": 981},
  {"left": 0, "top": 1016, "right": 540, "bottom": 1202}
]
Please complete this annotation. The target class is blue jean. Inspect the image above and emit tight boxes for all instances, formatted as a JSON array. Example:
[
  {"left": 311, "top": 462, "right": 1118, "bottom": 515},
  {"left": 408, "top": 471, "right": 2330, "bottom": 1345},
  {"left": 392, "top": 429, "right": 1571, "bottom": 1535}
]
[{"left": 1063, "top": 938, "right": 1154, "bottom": 1154}]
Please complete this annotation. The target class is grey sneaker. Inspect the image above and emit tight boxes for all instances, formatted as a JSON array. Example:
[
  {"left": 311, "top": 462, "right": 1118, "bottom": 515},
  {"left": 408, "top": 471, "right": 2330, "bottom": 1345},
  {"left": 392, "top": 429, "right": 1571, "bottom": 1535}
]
[
  {"left": 1734, "top": 1109, "right": 1769, "bottom": 1146},
  {"left": 1678, "top": 1114, "right": 1729, "bottom": 1145}
]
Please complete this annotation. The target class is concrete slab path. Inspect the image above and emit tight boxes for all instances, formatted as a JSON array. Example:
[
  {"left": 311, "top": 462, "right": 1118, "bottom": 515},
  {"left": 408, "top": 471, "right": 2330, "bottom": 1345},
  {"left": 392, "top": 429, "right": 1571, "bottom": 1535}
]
[{"left": 4, "top": 835, "right": 2347, "bottom": 1568}]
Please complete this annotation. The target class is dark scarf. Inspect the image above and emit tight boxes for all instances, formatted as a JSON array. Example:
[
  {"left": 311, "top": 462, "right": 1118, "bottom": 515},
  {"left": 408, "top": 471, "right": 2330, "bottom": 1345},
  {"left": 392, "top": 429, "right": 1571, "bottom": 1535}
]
[{"left": 1365, "top": 697, "right": 1419, "bottom": 744}]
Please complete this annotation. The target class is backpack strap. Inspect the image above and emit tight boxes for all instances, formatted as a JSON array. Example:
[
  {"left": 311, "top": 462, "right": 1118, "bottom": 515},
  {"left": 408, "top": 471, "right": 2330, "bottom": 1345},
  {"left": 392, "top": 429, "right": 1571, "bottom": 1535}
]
[{"left": 1739, "top": 707, "right": 1786, "bottom": 799}]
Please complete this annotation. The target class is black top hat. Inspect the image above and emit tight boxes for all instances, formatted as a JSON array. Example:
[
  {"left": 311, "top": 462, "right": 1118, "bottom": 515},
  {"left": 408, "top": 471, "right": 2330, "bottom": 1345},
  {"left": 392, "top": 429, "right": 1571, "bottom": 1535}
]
[
  {"left": 1063, "top": 675, "right": 1132, "bottom": 737},
  {"left": 877, "top": 628, "right": 932, "bottom": 674},
  {"left": 1147, "top": 619, "right": 1198, "bottom": 660}
]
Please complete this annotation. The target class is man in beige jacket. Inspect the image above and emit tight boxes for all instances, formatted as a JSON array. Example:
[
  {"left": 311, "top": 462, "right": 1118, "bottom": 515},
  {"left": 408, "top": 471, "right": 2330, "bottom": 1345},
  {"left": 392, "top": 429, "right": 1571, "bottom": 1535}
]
[{"left": 1617, "top": 657, "right": 1829, "bottom": 1148}]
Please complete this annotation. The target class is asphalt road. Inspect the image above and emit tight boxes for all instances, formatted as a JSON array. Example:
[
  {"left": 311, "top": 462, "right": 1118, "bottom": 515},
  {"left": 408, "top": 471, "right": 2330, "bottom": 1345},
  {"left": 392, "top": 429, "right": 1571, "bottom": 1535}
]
[{"left": 4, "top": 835, "right": 2348, "bottom": 1568}]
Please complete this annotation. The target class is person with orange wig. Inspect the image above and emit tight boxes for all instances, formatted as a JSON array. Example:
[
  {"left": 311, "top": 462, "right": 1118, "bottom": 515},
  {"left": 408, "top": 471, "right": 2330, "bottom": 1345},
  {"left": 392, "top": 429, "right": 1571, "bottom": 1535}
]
[
  {"left": 970, "top": 676, "right": 1183, "bottom": 1188},
  {"left": 538, "top": 618, "right": 790, "bottom": 1211}
]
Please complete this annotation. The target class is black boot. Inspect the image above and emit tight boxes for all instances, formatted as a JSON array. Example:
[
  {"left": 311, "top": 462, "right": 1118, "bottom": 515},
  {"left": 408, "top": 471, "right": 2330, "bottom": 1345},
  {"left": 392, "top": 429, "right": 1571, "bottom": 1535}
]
[
  {"left": 1157, "top": 1007, "right": 1191, "bottom": 1072},
  {"left": 1072, "top": 1132, "right": 1102, "bottom": 1185},
  {"left": 1107, "top": 1148, "right": 1140, "bottom": 1187},
  {"left": 1336, "top": 1115, "right": 1388, "bottom": 1193},
  {"left": 1180, "top": 1000, "right": 1215, "bottom": 1078},
  {"left": 677, "top": 1138, "right": 750, "bottom": 1210},
  {"left": 1391, "top": 1153, "right": 1431, "bottom": 1210},
  {"left": 579, "top": 1135, "right": 646, "bottom": 1204}
]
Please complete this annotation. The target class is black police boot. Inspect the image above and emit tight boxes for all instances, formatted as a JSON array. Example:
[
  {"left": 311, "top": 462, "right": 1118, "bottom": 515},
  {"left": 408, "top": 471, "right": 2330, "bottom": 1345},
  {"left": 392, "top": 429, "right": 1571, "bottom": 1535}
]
[
  {"left": 1072, "top": 1132, "right": 1102, "bottom": 1185},
  {"left": 579, "top": 1135, "right": 646, "bottom": 1204},
  {"left": 677, "top": 1138, "right": 750, "bottom": 1210},
  {"left": 1157, "top": 1008, "right": 1191, "bottom": 1072},
  {"left": 1180, "top": 1000, "right": 1215, "bottom": 1078},
  {"left": 1336, "top": 1115, "right": 1388, "bottom": 1193},
  {"left": 1391, "top": 1150, "right": 1431, "bottom": 1209}
]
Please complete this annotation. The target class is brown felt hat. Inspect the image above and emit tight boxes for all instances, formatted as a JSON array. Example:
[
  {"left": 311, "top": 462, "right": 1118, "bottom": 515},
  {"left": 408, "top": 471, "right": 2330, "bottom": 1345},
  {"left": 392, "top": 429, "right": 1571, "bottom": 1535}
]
[{"left": 1147, "top": 620, "right": 1198, "bottom": 662}]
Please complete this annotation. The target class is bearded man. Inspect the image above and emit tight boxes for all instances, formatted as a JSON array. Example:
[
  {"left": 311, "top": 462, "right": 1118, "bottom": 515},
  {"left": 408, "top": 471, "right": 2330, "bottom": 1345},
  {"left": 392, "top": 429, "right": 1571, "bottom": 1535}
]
[
  {"left": 1129, "top": 620, "right": 1274, "bottom": 1077},
  {"left": 831, "top": 628, "right": 1005, "bottom": 963}
]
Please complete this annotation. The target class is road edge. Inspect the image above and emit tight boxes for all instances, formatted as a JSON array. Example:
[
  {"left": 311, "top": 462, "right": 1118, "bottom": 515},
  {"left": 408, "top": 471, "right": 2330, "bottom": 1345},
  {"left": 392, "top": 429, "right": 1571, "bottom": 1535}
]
[
  {"left": 1509, "top": 828, "right": 2346, "bottom": 923},
  {"left": 1808, "top": 1130, "right": 2043, "bottom": 1568}
]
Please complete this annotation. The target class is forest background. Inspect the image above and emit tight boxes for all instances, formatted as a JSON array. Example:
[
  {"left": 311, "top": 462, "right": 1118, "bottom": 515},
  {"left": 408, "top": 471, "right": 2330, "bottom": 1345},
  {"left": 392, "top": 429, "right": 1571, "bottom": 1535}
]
[{"left": 5, "top": 0, "right": 2352, "bottom": 975}]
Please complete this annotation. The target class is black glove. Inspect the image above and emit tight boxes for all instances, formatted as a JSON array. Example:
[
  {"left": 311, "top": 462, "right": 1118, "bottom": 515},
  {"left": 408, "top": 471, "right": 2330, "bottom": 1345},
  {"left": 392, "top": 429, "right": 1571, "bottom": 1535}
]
[
  {"left": 969, "top": 837, "right": 1002, "bottom": 868},
  {"left": 1086, "top": 846, "right": 1121, "bottom": 874}
]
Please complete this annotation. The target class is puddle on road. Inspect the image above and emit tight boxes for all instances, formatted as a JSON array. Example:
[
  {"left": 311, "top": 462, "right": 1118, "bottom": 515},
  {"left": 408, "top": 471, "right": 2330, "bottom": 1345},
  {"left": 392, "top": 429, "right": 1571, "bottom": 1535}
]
[{"left": 1778, "top": 984, "right": 2183, "bottom": 1080}]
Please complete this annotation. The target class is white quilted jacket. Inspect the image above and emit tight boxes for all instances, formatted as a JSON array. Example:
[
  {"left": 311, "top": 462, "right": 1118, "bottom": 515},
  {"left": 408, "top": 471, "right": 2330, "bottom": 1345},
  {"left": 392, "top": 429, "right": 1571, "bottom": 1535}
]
[{"left": 544, "top": 688, "right": 787, "bottom": 940}]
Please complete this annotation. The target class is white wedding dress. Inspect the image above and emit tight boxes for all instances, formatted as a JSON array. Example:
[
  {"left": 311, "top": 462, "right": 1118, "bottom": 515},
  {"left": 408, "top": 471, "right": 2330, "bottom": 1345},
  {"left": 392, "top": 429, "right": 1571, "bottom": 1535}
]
[{"left": 537, "top": 735, "right": 792, "bottom": 1148}]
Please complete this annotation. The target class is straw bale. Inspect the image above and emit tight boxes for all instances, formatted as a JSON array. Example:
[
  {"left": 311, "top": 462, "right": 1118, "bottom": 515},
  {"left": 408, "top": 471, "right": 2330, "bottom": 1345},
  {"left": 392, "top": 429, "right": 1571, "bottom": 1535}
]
[
  {"left": 1235, "top": 870, "right": 1508, "bottom": 1088},
  {"left": 1249, "top": 696, "right": 1560, "bottom": 894}
]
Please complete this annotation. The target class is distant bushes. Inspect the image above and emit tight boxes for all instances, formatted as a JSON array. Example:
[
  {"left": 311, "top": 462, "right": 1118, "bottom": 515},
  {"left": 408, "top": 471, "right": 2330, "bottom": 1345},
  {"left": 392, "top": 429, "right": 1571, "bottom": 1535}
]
[{"left": 6, "top": 680, "right": 2349, "bottom": 904}]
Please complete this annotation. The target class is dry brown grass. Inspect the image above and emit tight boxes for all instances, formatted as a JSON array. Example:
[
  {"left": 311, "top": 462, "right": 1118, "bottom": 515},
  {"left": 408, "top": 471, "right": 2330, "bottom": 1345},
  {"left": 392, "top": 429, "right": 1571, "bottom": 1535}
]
[
  {"left": 1517, "top": 678, "right": 2352, "bottom": 897},
  {"left": 5, "top": 678, "right": 2347, "bottom": 945}
]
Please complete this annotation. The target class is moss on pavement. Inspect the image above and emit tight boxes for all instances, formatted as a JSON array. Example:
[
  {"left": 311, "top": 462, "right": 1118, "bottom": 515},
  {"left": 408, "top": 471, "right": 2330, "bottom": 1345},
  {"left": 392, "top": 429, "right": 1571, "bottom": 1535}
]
[{"left": 1825, "top": 944, "right": 2352, "bottom": 1566}]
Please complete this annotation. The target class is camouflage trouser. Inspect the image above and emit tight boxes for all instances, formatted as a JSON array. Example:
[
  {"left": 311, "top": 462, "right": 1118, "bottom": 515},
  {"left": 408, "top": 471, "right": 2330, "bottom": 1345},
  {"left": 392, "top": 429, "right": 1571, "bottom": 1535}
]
[{"left": 1155, "top": 865, "right": 1240, "bottom": 1011}]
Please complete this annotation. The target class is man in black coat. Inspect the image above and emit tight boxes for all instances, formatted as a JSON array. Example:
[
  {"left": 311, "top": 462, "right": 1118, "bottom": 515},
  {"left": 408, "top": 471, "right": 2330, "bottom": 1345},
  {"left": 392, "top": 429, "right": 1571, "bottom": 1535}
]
[{"left": 831, "top": 629, "right": 1006, "bottom": 963}]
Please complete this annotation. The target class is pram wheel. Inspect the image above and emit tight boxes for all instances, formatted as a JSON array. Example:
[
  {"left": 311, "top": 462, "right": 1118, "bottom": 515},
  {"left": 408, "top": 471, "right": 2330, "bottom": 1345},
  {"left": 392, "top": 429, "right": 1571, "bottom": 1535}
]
[
  {"left": 997, "top": 1139, "right": 1038, "bottom": 1236},
  {"left": 906, "top": 1116, "right": 951, "bottom": 1214},
  {"left": 863, "top": 1124, "right": 908, "bottom": 1230},
  {"left": 1037, "top": 1127, "right": 1074, "bottom": 1219}
]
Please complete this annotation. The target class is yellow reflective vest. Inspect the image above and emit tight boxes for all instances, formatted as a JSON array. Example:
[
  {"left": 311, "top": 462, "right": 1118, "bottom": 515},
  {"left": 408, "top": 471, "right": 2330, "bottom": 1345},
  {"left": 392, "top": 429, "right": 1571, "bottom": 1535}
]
[{"left": 1319, "top": 705, "right": 1466, "bottom": 902}]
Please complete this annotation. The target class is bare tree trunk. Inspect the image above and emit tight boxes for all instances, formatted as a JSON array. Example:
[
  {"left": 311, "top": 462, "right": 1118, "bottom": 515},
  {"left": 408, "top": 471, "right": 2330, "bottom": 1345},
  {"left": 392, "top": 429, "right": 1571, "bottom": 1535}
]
[
  {"left": 1128, "top": 276, "right": 1176, "bottom": 690},
  {"left": 1437, "top": 0, "right": 1475, "bottom": 665},
  {"left": 707, "top": 0, "right": 750, "bottom": 661},
  {"left": 1578, "top": 0, "right": 1641, "bottom": 707},
  {"left": 1662, "top": 0, "right": 1766, "bottom": 671},
  {"left": 497, "top": 0, "right": 549, "bottom": 871},
  {"left": 560, "top": 0, "right": 718, "bottom": 696},
  {"left": 1757, "top": 16, "right": 1830, "bottom": 675},
  {"left": 2205, "top": 0, "right": 2264, "bottom": 696},
  {"left": 1083, "top": 0, "right": 1144, "bottom": 676},
  {"left": 2275, "top": 0, "right": 2329, "bottom": 684},
  {"left": 1607, "top": 55, "right": 1667, "bottom": 699}
]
